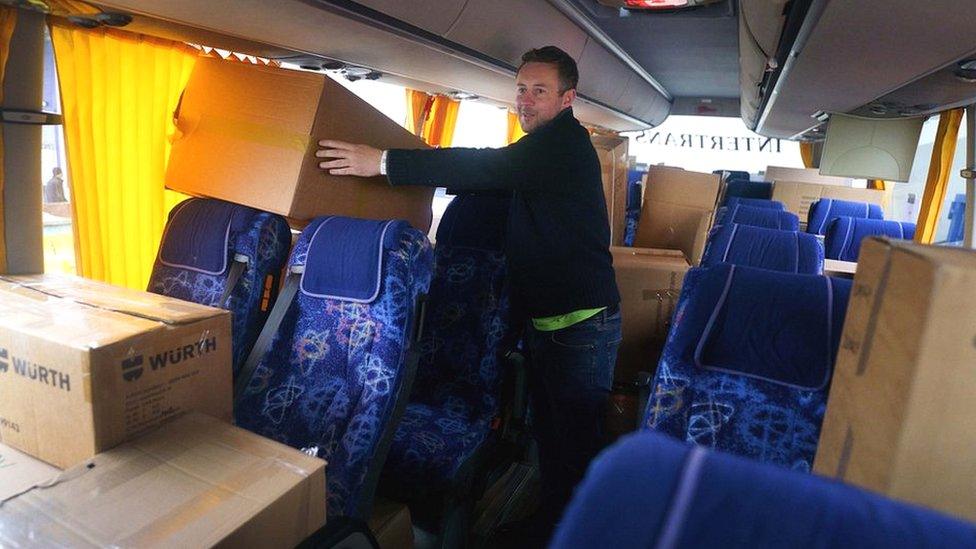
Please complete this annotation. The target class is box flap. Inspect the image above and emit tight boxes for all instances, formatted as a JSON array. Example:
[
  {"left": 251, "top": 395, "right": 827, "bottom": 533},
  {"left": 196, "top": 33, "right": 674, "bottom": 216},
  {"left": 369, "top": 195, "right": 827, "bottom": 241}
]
[
  {"left": 1, "top": 274, "right": 225, "bottom": 325},
  {"left": 643, "top": 165, "right": 721, "bottom": 210},
  {"left": 0, "top": 413, "right": 326, "bottom": 547},
  {"left": 0, "top": 442, "right": 60, "bottom": 501},
  {"left": 877, "top": 237, "right": 976, "bottom": 269}
]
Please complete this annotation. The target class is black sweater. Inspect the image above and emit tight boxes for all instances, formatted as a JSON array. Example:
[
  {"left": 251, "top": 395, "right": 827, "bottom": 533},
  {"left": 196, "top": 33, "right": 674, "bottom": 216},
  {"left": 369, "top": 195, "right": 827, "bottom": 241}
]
[{"left": 386, "top": 108, "right": 620, "bottom": 318}]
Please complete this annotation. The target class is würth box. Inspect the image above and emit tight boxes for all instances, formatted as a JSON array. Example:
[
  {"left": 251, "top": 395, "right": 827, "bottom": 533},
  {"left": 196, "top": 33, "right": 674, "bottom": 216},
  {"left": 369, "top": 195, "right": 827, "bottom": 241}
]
[{"left": 0, "top": 274, "right": 232, "bottom": 468}]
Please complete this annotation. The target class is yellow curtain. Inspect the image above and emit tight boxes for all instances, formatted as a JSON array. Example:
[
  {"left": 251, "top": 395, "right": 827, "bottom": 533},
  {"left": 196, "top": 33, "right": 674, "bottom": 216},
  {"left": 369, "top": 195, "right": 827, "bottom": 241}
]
[
  {"left": 507, "top": 110, "right": 526, "bottom": 144},
  {"left": 405, "top": 89, "right": 433, "bottom": 136},
  {"left": 51, "top": 23, "right": 197, "bottom": 289},
  {"left": 0, "top": 6, "right": 15, "bottom": 274},
  {"left": 868, "top": 180, "right": 887, "bottom": 190},
  {"left": 799, "top": 141, "right": 815, "bottom": 169},
  {"left": 404, "top": 89, "right": 459, "bottom": 147},
  {"left": 915, "top": 108, "right": 964, "bottom": 243},
  {"left": 423, "top": 95, "right": 460, "bottom": 148}
]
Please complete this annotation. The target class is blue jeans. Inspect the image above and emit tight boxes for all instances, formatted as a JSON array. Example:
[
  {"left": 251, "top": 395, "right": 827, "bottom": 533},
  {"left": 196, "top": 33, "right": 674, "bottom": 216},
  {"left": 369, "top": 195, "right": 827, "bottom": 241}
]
[{"left": 525, "top": 307, "right": 621, "bottom": 526}]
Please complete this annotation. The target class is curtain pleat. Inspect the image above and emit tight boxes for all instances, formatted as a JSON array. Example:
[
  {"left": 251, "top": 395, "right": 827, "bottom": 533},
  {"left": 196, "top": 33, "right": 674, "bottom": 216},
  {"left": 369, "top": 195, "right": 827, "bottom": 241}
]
[
  {"left": 50, "top": 23, "right": 196, "bottom": 288},
  {"left": 0, "top": 6, "right": 16, "bottom": 273},
  {"left": 423, "top": 95, "right": 460, "bottom": 148},
  {"left": 915, "top": 108, "right": 964, "bottom": 243}
]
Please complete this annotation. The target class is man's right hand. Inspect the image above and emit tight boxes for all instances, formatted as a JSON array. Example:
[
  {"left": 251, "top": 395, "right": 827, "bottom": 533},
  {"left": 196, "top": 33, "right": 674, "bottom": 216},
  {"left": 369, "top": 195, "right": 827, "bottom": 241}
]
[{"left": 316, "top": 140, "right": 383, "bottom": 177}]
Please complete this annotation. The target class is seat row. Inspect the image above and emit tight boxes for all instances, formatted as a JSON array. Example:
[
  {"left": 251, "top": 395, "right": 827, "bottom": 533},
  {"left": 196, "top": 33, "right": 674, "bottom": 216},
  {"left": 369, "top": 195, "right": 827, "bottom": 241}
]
[
  {"left": 571, "top": 188, "right": 974, "bottom": 547},
  {"left": 146, "top": 194, "right": 515, "bottom": 544}
]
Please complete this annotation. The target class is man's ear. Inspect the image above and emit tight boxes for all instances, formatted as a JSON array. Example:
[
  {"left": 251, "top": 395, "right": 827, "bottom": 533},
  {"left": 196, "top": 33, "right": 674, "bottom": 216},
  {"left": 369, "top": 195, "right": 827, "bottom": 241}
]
[{"left": 562, "top": 88, "right": 577, "bottom": 108}]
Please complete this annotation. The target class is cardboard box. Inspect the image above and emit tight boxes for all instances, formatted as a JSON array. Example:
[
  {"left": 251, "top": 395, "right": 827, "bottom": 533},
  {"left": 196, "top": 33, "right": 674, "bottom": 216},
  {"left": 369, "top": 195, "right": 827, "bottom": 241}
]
[
  {"left": 369, "top": 498, "right": 414, "bottom": 549},
  {"left": 0, "top": 441, "right": 60, "bottom": 501},
  {"left": 823, "top": 258, "right": 857, "bottom": 277},
  {"left": 611, "top": 247, "right": 690, "bottom": 384},
  {"left": 771, "top": 180, "right": 890, "bottom": 223},
  {"left": 765, "top": 165, "right": 852, "bottom": 186},
  {"left": 814, "top": 238, "right": 976, "bottom": 521},
  {"left": 166, "top": 58, "right": 434, "bottom": 231},
  {"left": 0, "top": 274, "right": 232, "bottom": 468},
  {"left": 633, "top": 166, "right": 721, "bottom": 264},
  {"left": 592, "top": 134, "right": 629, "bottom": 247},
  {"left": 0, "top": 413, "right": 327, "bottom": 548}
]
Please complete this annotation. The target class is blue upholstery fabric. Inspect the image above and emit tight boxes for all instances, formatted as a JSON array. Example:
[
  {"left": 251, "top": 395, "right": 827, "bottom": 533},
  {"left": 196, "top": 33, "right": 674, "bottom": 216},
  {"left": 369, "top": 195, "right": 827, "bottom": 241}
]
[
  {"left": 235, "top": 216, "right": 434, "bottom": 519},
  {"left": 623, "top": 208, "right": 640, "bottom": 247},
  {"left": 627, "top": 169, "right": 645, "bottom": 211},
  {"left": 701, "top": 223, "right": 824, "bottom": 274},
  {"left": 721, "top": 197, "right": 784, "bottom": 212},
  {"left": 724, "top": 180, "right": 773, "bottom": 202},
  {"left": 149, "top": 198, "right": 290, "bottom": 376},
  {"left": 383, "top": 194, "right": 511, "bottom": 492},
  {"left": 824, "top": 217, "right": 916, "bottom": 262},
  {"left": 715, "top": 204, "right": 799, "bottom": 230},
  {"left": 643, "top": 263, "right": 851, "bottom": 470},
  {"left": 807, "top": 198, "right": 884, "bottom": 235},
  {"left": 551, "top": 432, "right": 976, "bottom": 549}
]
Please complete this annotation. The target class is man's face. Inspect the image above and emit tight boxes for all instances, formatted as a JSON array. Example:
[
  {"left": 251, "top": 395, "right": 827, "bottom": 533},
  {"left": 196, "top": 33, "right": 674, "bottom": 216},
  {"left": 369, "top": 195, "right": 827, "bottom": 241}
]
[{"left": 515, "top": 62, "right": 576, "bottom": 133}]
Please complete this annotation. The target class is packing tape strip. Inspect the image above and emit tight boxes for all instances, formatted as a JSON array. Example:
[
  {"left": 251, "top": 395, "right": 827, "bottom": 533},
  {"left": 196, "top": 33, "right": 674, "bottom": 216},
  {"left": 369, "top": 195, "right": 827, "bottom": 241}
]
[{"left": 176, "top": 113, "right": 312, "bottom": 154}]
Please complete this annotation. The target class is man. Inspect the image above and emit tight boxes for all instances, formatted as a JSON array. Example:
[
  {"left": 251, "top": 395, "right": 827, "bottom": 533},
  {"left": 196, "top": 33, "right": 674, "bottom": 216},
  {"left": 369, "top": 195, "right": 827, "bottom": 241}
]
[{"left": 318, "top": 46, "right": 621, "bottom": 542}]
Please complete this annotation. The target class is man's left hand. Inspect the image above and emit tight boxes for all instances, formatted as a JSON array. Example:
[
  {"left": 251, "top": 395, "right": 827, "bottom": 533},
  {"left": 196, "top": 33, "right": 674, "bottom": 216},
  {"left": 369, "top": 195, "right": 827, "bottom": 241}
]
[{"left": 316, "top": 140, "right": 383, "bottom": 177}]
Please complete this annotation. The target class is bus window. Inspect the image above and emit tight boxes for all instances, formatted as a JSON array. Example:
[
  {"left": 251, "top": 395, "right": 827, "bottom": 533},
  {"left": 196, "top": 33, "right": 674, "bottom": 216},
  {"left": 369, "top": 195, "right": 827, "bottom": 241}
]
[{"left": 40, "top": 26, "right": 74, "bottom": 276}]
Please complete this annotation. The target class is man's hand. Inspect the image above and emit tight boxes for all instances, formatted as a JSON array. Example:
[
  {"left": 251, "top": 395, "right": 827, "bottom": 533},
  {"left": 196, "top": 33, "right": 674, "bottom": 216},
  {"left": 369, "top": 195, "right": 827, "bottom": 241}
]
[{"left": 316, "top": 140, "right": 383, "bottom": 177}]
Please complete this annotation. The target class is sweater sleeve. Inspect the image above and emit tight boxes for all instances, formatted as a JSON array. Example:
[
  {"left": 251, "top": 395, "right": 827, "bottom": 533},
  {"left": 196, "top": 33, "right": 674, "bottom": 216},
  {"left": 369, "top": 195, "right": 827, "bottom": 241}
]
[{"left": 384, "top": 136, "right": 546, "bottom": 192}]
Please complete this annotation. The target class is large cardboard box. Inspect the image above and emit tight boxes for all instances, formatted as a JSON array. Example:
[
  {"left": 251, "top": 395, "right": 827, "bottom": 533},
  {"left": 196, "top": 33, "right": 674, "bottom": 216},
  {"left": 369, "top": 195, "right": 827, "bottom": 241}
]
[
  {"left": 0, "top": 413, "right": 327, "bottom": 547},
  {"left": 0, "top": 441, "right": 60, "bottom": 501},
  {"left": 611, "top": 247, "right": 690, "bottom": 385},
  {"left": 592, "top": 134, "right": 629, "bottom": 246},
  {"left": 814, "top": 238, "right": 976, "bottom": 521},
  {"left": 0, "top": 274, "right": 232, "bottom": 468},
  {"left": 771, "top": 180, "right": 890, "bottom": 222},
  {"left": 166, "top": 58, "right": 434, "bottom": 231},
  {"left": 633, "top": 166, "right": 721, "bottom": 265},
  {"left": 765, "top": 165, "right": 852, "bottom": 186}
]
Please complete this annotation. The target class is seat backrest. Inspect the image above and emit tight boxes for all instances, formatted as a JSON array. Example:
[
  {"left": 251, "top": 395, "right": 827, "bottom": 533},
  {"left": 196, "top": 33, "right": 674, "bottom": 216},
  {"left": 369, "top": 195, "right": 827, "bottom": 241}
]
[
  {"left": 148, "top": 198, "right": 291, "bottom": 376},
  {"left": 721, "top": 197, "right": 784, "bottom": 212},
  {"left": 723, "top": 181, "right": 774, "bottom": 203},
  {"left": 824, "top": 217, "right": 916, "bottom": 261},
  {"left": 807, "top": 198, "right": 884, "bottom": 235},
  {"left": 715, "top": 204, "right": 799, "bottom": 231},
  {"left": 410, "top": 193, "right": 511, "bottom": 432},
  {"left": 234, "top": 216, "right": 433, "bottom": 520},
  {"left": 551, "top": 432, "right": 976, "bottom": 549},
  {"left": 702, "top": 223, "right": 824, "bottom": 274},
  {"left": 643, "top": 263, "right": 851, "bottom": 470}
]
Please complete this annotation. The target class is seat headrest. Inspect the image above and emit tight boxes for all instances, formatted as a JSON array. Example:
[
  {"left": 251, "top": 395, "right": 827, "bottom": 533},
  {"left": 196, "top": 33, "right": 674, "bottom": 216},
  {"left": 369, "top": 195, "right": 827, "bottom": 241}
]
[
  {"left": 807, "top": 198, "right": 884, "bottom": 235},
  {"left": 436, "top": 193, "right": 510, "bottom": 251},
  {"left": 824, "top": 217, "right": 916, "bottom": 261},
  {"left": 671, "top": 264, "right": 851, "bottom": 389},
  {"left": 702, "top": 224, "right": 823, "bottom": 274},
  {"left": 157, "top": 198, "right": 257, "bottom": 274},
  {"left": 297, "top": 216, "right": 408, "bottom": 303},
  {"left": 716, "top": 205, "right": 799, "bottom": 231},
  {"left": 724, "top": 181, "right": 774, "bottom": 201}
]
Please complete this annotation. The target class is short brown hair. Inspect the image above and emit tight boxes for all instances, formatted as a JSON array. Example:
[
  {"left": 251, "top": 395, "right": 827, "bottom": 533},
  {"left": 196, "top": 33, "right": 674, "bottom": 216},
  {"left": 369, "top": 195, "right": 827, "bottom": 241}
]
[{"left": 518, "top": 46, "right": 579, "bottom": 93}]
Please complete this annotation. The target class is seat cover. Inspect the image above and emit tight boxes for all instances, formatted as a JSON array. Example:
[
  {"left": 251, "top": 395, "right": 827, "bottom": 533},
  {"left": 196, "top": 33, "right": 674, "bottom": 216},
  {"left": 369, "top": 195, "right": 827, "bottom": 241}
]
[
  {"left": 824, "top": 217, "right": 916, "bottom": 261},
  {"left": 551, "top": 433, "right": 976, "bottom": 549},
  {"left": 235, "top": 215, "right": 434, "bottom": 519},
  {"left": 701, "top": 223, "right": 824, "bottom": 274},
  {"left": 807, "top": 198, "right": 884, "bottom": 235},
  {"left": 643, "top": 263, "right": 851, "bottom": 470}
]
